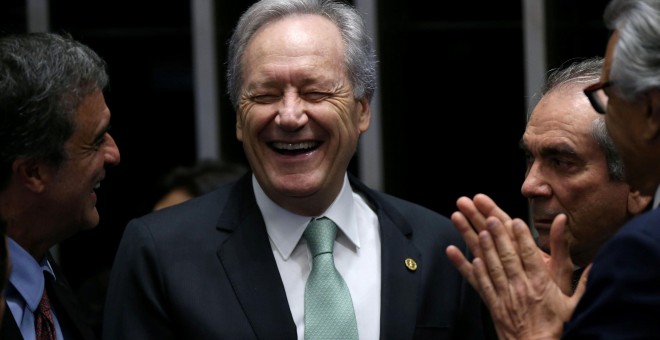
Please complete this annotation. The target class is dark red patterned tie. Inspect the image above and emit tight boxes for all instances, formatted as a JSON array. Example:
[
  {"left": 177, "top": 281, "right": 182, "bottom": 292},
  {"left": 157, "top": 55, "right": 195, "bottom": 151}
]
[{"left": 34, "top": 289, "right": 56, "bottom": 340}]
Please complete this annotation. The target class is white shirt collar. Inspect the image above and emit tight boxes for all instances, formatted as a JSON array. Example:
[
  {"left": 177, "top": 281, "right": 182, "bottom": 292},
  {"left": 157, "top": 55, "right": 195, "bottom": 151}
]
[
  {"left": 653, "top": 184, "right": 660, "bottom": 210},
  {"left": 7, "top": 238, "right": 55, "bottom": 311},
  {"left": 252, "top": 173, "right": 360, "bottom": 260}
]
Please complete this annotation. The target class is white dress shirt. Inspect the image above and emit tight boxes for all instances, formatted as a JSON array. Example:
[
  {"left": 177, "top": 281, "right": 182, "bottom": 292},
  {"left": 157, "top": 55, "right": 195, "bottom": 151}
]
[{"left": 253, "top": 174, "right": 381, "bottom": 340}]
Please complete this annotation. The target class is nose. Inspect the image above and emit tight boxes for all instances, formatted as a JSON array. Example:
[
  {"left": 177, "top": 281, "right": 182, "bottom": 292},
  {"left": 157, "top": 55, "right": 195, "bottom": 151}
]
[
  {"left": 274, "top": 92, "right": 308, "bottom": 131},
  {"left": 104, "top": 133, "right": 121, "bottom": 166},
  {"left": 521, "top": 162, "right": 551, "bottom": 199}
]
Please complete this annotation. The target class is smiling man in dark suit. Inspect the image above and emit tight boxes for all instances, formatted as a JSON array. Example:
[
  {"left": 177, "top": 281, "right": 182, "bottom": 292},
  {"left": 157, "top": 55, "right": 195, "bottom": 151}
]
[
  {"left": 101, "top": 0, "right": 495, "bottom": 339},
  {"left": 0, "top": 33, "right": 120, "bottom": 340}
]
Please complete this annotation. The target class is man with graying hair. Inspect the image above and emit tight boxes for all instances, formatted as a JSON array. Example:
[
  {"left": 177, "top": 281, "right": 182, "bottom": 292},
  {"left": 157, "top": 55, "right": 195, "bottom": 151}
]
[
  {"left": 449, "top": 57, "right": 652, "bottom": 304},
  {"left": 0, "top": 32, "right": 120, "bottom": 340},
  {"left": 103, "top": 0, "right": 496, "bottom": 339},
  {"left": 521, "top": 57, "right": 650, "bottom": 271},
  {"left": 447, "top": 0, "right": 660, "bottom": 338}
]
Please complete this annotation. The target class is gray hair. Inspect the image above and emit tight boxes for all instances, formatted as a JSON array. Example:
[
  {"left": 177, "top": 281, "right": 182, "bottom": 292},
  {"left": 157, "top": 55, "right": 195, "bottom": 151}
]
[
  {"left": 225, "top": 0, "right": 377, "bottom": 110},
  {"left": 0, "top": 32, "right": 108, "bottom": 190},
  {"left": 531, "top": 57, "right": 625, "bottom": 181},
  {"left": 604, "top": 0, "right": 660, "bottom": 101}
]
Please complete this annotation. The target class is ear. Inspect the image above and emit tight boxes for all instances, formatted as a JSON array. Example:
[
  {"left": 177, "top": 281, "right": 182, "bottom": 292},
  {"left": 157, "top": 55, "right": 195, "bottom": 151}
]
[
  {"left": 236, "top": 111, "right": 244, "bottom": 142},
  {"left": 357, "top": 97, "right": 371, "bottom": 133},
  {"left": 12, "top": 158, "right": 49, "bottom": 193},
  {"left": 627, "top": 188, "right": 653, "bottom": 215}
]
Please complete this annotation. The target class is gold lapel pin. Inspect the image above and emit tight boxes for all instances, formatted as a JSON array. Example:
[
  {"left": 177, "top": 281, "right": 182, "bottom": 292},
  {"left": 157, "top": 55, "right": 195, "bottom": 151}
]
[{"left": 405, "top": 258, "right": 417, "bottom": 271}]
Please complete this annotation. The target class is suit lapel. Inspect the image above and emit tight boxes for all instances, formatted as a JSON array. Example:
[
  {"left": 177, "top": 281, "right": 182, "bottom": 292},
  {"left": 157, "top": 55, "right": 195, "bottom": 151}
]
[
  {"left": 377, "top": 209, "right": 421, "bottom": 340},
  {"left": 348, "top": 174, "right": 421, "bottom": 339},
  {"left": 216, "top": 177, "right": 297, "bottom": 339},
  {"left": 46, "top": 253, "right": 96, "bottom": 340}
]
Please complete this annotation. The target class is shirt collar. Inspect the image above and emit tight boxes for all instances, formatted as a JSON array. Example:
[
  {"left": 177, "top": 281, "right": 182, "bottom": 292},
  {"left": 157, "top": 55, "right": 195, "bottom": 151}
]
[
  {"left": 654, "top": 184, "right": 660, "bottom": 210},
  {"left": 7, "top": 238, "right": 55, "bottom": 312},
  {"left": 253, "top": 173, "right": 360, "bottom": 260}
]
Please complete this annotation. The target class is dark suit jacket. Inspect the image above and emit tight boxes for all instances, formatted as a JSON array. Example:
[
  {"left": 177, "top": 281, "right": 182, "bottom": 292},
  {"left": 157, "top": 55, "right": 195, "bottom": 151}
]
[
  {"left": 1, "top": 253, "right": 97, "bottom": 340},
  {"left": 562, "top": 207, "right": 660, "bottom": 339},
  {"left": 103, "top": 172, "right": 494, "bottom": 339}
]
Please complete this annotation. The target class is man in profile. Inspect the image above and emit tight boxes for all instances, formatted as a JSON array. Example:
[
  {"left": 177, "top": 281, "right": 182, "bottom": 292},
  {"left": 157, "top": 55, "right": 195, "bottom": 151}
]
[{"left": 0, "top": 32, "right": 120, "bottom": 340}]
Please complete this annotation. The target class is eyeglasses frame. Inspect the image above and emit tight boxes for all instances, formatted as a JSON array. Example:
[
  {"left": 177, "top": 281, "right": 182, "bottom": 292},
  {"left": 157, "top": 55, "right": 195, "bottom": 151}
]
[{"left": 584, "top": 81, "right": 614, "bottom": 114}]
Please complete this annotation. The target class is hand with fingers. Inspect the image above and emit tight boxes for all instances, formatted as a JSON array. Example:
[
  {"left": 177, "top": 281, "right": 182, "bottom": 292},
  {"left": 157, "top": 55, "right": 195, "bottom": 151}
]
[
  {"left": 447, "top": 194, "right": 582, "bottom": 294},
  {"left": 446, "top": 194, "right": 590, "bottom": 339},
  {"left": 449, "top": 194, "right": 513, "bottom": 262},
  {"left": 447, "top": 194, "right": 513, "bottom": 289},
  {"left": 474, "top": 216, "right": 588, "bottom": 339}
]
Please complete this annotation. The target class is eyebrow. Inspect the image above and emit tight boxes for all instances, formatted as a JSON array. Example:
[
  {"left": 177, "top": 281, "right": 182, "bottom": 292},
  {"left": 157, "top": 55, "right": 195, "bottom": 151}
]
[
  {"left": 539, "top": 145, "right": 578, "bottom": 158},
  {"left": 519, "top": 138, "right": 578, "bottom": 158}
]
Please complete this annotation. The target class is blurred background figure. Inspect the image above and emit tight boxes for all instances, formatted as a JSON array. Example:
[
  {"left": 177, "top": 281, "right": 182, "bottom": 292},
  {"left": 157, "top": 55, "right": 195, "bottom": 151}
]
[{"left": 153, "top": 159, "right": 248, "bottom": 211}]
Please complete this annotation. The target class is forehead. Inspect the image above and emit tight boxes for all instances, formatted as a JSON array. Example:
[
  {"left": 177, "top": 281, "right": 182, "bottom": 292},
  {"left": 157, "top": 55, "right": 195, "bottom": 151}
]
[
  {"left": 245, "top": 14, "right": 343, "bottom": 65},
  {"left": 75, "top": 89, "right": 108, "bottom": 121},
  {"left": 524, "top": 83, "right": 599, "bottom": 149},
  {"left": 68, "top": 90, "right": 109, "bottom": 141}
]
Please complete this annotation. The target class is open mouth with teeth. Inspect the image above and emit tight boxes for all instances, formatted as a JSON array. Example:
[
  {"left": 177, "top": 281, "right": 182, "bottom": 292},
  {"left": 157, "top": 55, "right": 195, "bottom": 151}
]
[{"left": 270, "top": 141, "right": 321, "bottom": 155}]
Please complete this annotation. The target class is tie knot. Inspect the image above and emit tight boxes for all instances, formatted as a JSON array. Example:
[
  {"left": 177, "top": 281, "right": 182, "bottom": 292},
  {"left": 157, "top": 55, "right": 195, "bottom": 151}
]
[{"left": 304, "top": 217, "right": 337, "bottom": 257}]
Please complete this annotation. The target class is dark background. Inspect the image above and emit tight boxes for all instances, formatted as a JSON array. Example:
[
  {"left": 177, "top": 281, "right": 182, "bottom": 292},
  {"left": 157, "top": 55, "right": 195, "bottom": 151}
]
[{"left": 1, "top": 0, "right": 610, "bottom": 291}]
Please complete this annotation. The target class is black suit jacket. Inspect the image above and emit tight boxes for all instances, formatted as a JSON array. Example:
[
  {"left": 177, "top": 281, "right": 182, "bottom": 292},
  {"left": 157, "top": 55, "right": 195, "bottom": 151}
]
[
  {"left": 103, "top": 172, "right": 494, "bottom": 339},
  {"left": 563, "top": 207, "right": 660, "bottom": 339},
  {"left": 1, "top": 253, "right": 97, "bottom": 340}
]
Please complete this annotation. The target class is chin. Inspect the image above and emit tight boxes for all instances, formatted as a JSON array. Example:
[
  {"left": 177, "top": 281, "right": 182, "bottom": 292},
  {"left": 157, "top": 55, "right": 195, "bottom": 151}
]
[
  {"left": 274, "top": 174, "right": 319, "bottom": 192},
  {"left": 83, "top": 210, "right": 101, "bottom": 230},
  {"left": 278, "top": 185, "right": 317, "bottom": 198}
]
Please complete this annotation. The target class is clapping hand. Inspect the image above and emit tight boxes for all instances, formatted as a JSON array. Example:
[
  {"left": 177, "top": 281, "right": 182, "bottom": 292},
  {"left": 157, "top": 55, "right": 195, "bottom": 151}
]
[{"left": 446, "top": 194, "right": 589, "bottom": 339}]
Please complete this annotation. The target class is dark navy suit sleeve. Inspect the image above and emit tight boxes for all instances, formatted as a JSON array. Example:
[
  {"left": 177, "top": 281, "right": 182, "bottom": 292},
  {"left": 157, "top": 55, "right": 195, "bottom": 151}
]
[{"left": 562, "top": 209, "right": 660, "bottom": 339}]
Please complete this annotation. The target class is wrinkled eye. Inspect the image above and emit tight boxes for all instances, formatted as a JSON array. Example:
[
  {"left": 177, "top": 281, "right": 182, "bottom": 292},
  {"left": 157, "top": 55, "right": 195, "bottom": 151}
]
[
  {"left": 252, "top": 94, "right": 280, "bottom": 104},
  {"left": 523, "top": 150, "right": 534, "bottom": 167},
  {"left": 549, "top": 156, "right": 578, "bottom": 173},
  {"left": 93, "top": 135, "right": 108, "bottom": 151},
  {"left": 303, "top": 92, "right": 330, "bottom": 102},
  {"left": 92, "top": 124, "right": 112, "bottom": 150}
]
